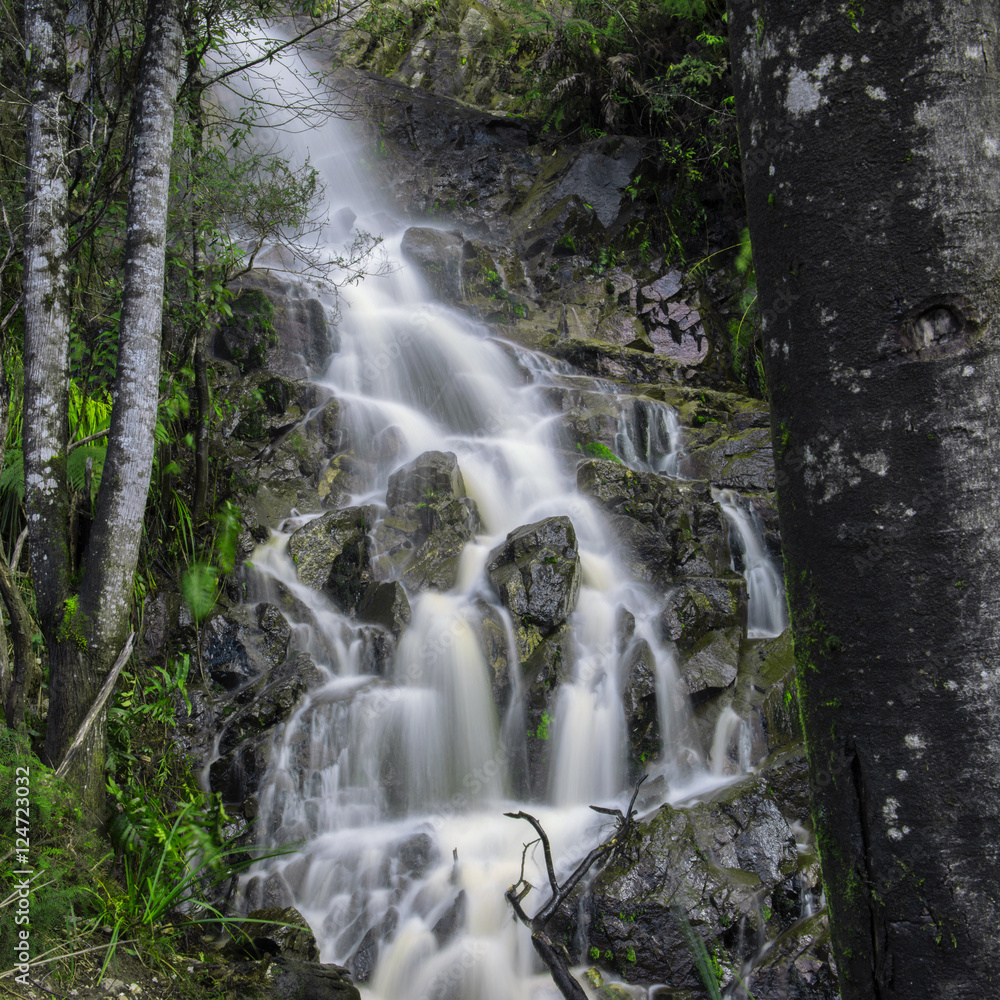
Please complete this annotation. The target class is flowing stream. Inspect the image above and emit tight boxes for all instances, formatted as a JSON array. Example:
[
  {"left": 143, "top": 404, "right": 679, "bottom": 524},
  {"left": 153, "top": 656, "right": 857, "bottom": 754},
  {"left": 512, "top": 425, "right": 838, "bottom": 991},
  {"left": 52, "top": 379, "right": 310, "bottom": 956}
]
[{"left": 220, "top": 38, "right": 786, "bottom": 1000}]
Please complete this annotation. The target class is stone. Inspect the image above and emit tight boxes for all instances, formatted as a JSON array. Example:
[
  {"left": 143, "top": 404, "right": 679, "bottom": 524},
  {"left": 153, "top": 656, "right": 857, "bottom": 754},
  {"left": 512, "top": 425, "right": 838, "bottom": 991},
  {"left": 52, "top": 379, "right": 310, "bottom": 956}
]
[
  {"left": 577, "top": 460, "right": 730, "bottom": 584},
  {"left": 660, "top": 577, "right": 748, "bottom": 649},
  {"left": 400, "top": 227, "right": 465, "bottom": 303},
  {"left": 386, "top": 450, "right": 466, "bottom": 507},
  {"left": 242, "top": 907, "right": 320, "bottom": 961},
  {"left": 580, "top": 774, "right": 798, "bottom": 986},
  {"left": 371, "top": 451, "right": 482, "bottom": 591},
  {"left": 216, "top": 651, "right": 323, "bottom": 760},
  {"left": 486, "top": 516, "right": 582, "bottom": 658},
  {"left": 288, "top": 506, "right": 377, "bottom": 610},
  {"left": 268, "top": 958, "right": 361, "bottom": 1000},
  {"left": 357, "top": 581, "right": 412, "bottom": 638},
  {"left": 622, "top": 636, "right": 658, "bottom": 769},
  {"left": 679, "top": 626, "right": 741, "bottom": 699}
]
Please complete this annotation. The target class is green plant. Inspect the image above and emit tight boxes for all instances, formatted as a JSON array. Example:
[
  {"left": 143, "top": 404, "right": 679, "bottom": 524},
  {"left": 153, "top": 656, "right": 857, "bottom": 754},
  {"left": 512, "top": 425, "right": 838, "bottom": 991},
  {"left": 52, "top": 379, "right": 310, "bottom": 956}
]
[
  {"left": 577, "top": 441, "right": 622, "bottom": 463},
  {"left": 535, "top": 710, "right": 554, "bottom": 740},
  {"left": 96, "top": 787, "right": 256, "bottom": 974}
]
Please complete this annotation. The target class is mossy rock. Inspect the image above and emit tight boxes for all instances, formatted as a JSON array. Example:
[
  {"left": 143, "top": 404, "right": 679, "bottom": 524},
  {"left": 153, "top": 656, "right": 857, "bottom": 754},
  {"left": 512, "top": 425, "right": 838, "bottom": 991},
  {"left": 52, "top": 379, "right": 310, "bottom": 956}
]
[
  {"left": 288, "top": 506, "right": 377, "bottom": 610},
  {"left": 486, "top": 516, "right": 582, "bottom": 657}
]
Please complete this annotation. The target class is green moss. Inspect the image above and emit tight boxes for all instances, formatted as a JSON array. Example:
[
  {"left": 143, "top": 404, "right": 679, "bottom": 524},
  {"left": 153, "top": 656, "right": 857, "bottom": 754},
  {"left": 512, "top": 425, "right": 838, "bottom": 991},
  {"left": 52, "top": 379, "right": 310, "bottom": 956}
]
[{"left": 56, "top": 594, "right": 88, "bottom": 649}]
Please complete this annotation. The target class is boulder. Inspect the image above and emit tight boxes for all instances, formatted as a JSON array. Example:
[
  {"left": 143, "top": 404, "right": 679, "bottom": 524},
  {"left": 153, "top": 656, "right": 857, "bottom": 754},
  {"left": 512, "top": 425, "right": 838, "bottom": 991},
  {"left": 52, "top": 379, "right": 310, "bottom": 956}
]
[
  {"left": 373, "top": 451, "right": 481, "bottom": 591},
  {"left": 201, "top": 606, "right": 280, "bottom": 692},
  {"left": 386, "top": 449, "right": 466, "bottom": 507},
  {"left": 358, "top": 581, "right": 412, "bottom": 638},
  {"left": 678, "top": 626, "right": 741, "bottom": 700},
  {"left": 486, "top": 516, "right": 582, "bottom": 659},
  {"left": 238, "top": 907, "right": 321, "bottom": 962},
  {"left": 288, "top": 506, "right": 377, "bottom": 610},
  {"left": 222, "top": 273, "right": 336, "bottom": 379},
  {"left": 621, "top": 636, "right": 658, "bottom": 770},
  {"left": 680, "top": 425, "right": 776, "bottom": 491},
  {"left": 580, "top": 774, "right": 799, "bottom": 987},
  {"left": 520, "top": 623, "right": 574, "bottom": 796},
  {"left": 471, "top": 598, "right": 512, "bottom": 708},
  {"left": 268, "top": 958, "right": 361, "bottom": 1000}
]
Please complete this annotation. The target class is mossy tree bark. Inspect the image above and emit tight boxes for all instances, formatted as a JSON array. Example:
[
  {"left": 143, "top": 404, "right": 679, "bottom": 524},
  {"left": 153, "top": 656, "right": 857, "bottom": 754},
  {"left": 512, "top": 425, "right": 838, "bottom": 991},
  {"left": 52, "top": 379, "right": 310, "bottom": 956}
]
[
  {"left": 23, "top": 0, "right": 72, "bottom": 734},
  {"left": 727, "top": 2, "right": 1000, "bottom": 996}
]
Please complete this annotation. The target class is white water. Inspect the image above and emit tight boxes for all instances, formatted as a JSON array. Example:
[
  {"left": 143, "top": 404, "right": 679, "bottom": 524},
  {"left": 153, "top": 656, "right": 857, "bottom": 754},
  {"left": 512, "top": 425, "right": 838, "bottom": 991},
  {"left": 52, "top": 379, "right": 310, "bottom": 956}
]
[
  {"left": 713, "top": 488, "right": 788, "bottom": 639},
  {"left": 219, "top": 36, "right": 785, "bottom": 999}
]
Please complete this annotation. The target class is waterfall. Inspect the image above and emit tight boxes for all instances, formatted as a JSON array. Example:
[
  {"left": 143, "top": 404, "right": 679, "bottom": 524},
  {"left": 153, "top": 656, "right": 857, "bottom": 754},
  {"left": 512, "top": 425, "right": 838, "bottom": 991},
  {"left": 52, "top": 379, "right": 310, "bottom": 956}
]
[
  {"left": 713, "top": 488, "right": 788, "bottom": 639},
  {"left": 216, "top": 34, "right": 786, "bottom": 999}
]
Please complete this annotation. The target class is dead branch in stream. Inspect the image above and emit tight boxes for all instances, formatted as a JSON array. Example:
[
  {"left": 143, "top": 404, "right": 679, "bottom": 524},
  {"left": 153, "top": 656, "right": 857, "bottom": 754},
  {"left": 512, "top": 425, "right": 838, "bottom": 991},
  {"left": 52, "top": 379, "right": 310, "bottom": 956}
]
[{"left": 504, "top": 776, "right": 647, "bottom": 1000}]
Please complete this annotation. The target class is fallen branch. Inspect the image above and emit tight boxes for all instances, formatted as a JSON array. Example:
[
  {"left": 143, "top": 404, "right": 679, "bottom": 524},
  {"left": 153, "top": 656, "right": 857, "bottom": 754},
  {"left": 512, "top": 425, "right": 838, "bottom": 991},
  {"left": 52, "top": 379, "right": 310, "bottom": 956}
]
[
  {"left": 504, "top": 776, "right": 647, "bottom": 1000},
  {"left": 55, "top": 633, "right": 135, "bottom": 780}
]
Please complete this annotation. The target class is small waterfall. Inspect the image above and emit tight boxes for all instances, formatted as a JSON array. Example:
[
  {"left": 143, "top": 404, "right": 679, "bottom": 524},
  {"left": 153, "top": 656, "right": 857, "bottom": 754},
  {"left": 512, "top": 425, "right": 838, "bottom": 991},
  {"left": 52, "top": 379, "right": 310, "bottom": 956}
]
[
  {"left": 713, "top": 488, "right": 788, "bottom": 639},
  {"left": 615, "top": 397, "right": 684, "bottom": 475}
]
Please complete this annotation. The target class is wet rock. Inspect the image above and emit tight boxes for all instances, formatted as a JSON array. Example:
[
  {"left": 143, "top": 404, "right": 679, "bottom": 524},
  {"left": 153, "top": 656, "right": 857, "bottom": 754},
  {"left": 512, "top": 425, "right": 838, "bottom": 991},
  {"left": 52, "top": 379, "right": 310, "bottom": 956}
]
[
  {"left": 520, "top": 623, "right": 574, "bottom": 797},
  {"left": 660, "top": 577, "right": 747, "bottom": 649},
  {"left": 374, "top": 451, "right": 481, "bottom": 591},
  {"left": 224, "top": 273, "right": 336, "bottom": 379},
  {"left": 269, "top": 958, "right": 361, "bottom": 1000},
  {"left": 472, "top": 598, "right": 512, "bottom": 708},
  {"left": 744, "top": 912, "right": 839, "bottom": 1000},
  {"left": 400, "top": 227, "right": 465, "bottom": 302},
  {"left": 432, "top": 889, "right": 467, "bottom": 946},
  {"left": 386, "top": 449, "right": 466, "bottom": 507},
  {"left": 239, "top": 907, "right": 321, "bottom": 961},
  {"left": 577, "top": 460, "right": 730, "bottom": 584},
  {"left": 396, "top": 831, "right": 438, "bottom": 876},
  {"left": 201, "top": 605, "right": 282, "bottom": 691},
  {"left": 580, "top": 774, "right": 798, "bottom": 986},
  {"left": 358, "top": 581, "right": 412, "bottom": 637},
  {"left": 349, "top": 928, "right": 378, "bottom": 983},
  {"left": 622, "top": 636, "right": 658, "bottom": 770},
  {"left": 678, "top": 626, "right": 741, "bottom": 700},
  {"left": 731, "top": 630, "right": 799, "bottom": 758},
  {"left": 216, "top": 651, "right": 323, "bottom": 760},
  {"left": 209, "top": 728, "right": 272, "bottom": 805},
  {"left": 680, "top": 425, "right": 775, "bottom": 491},
  {"left": 288, "top": 506, "right": 377, "bottom": 611},
  {"left": 486, "top": 516, "right": 582, "bottom": 659}
]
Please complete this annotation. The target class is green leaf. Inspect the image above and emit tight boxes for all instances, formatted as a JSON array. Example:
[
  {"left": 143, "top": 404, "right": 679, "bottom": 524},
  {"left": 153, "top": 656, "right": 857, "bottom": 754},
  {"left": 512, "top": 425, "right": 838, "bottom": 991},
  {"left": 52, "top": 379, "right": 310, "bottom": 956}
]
[{"left": 181, "top": 562, "right": 218, "bottom": 622}]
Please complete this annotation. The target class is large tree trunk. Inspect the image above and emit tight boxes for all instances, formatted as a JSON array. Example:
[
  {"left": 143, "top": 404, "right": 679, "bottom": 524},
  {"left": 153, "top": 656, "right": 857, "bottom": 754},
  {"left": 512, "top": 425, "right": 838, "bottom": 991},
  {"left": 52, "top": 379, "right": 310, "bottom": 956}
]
[
  {"left": 58, "top": 0, "right": 183, "bottom": 807},
  {"left": 23, "top": 0, "right": 72, "bottom": 744},
  {"left": 727, "top": 2, "right": 1000, "bottom": 996}
]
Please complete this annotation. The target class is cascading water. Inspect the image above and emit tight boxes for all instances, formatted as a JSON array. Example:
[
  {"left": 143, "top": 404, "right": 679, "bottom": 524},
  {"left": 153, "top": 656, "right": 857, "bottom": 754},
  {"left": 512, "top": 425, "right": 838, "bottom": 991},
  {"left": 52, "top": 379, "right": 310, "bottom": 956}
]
[
  {"left": 216, "top": 35, "right": 786, "bottom": 999},
  {"left": 713, "top": 488, "right": 788, "bottom": 639}
]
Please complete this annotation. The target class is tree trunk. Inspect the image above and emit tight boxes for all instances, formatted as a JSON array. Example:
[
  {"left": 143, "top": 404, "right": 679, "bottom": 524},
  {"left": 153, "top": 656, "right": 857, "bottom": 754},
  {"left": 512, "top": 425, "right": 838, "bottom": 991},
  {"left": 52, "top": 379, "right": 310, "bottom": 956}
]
[
  {"left": 23, "top": 0, "right": 72, "bottom": 741},
  {"left": 727, "top": 2, "right": 1000, "bottom": 996},
  {"left": 62, "top": 0, "right": 183, "bottom": 808}
]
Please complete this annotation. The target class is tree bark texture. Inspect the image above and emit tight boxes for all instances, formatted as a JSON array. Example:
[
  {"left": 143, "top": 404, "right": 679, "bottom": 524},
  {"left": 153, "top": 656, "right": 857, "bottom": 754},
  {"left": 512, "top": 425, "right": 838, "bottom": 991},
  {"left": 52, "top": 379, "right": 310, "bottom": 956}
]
[
  {"left": 57, "top": 0, "right": 182, "bottom": 802},
  {"left": 23, "top": 0, "right": 70, "bottom": 666},
  {"left": 727, "top": 2, "right": 1000, "bottom": 997}
]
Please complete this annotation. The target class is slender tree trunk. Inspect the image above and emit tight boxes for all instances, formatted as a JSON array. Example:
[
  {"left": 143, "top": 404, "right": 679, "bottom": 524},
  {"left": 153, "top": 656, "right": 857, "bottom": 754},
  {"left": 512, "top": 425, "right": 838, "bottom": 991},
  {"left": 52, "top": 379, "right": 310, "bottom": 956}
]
[
  {"left": 727, "top": 2, "right": 1000, "bottom": 997},
  {"left": 0, "top": 362, "right": 34, "bottom": 727},
  {"left": 23, "top": 0, "right": 72, "bottom": 749},
  {"left": 60, "top": 0, "right": 183, "bottom": 808}
]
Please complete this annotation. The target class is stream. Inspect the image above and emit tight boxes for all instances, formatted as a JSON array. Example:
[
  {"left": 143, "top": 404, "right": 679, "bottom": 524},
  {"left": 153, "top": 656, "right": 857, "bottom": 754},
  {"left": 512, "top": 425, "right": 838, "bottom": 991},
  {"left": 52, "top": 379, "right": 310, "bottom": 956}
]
[{"left": 219, "top": 36, "right": 788, "bottom": 1000}]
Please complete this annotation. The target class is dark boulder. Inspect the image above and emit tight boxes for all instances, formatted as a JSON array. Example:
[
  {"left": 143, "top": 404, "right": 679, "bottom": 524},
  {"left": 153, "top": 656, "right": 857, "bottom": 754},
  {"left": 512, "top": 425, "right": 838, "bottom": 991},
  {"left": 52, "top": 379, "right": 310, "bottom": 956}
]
[{"left": 486, "top": 515, "right": 582, "bottom": 659}]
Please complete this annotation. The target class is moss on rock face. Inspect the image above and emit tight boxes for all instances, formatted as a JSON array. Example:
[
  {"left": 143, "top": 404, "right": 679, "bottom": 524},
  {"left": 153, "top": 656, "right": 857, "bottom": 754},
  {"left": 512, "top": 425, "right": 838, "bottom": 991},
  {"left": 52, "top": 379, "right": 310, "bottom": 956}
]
[{"left": 288, "top": 506, "right": 377, "bottom": 610}]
